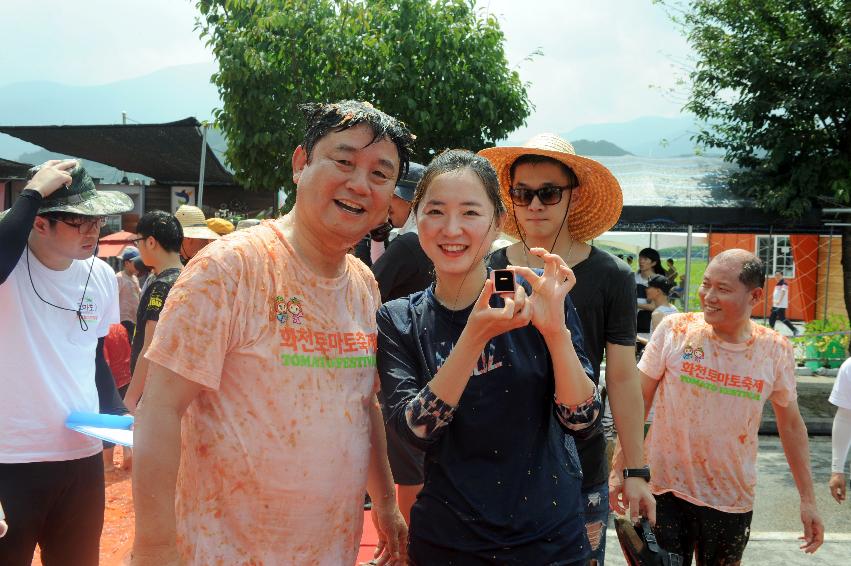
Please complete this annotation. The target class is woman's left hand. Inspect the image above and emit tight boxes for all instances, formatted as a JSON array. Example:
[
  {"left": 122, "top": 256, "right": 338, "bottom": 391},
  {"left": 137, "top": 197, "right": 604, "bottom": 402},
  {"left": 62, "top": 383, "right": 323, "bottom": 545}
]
[{"left": 511, "top": 248, "right": 575, "bottom": 337}]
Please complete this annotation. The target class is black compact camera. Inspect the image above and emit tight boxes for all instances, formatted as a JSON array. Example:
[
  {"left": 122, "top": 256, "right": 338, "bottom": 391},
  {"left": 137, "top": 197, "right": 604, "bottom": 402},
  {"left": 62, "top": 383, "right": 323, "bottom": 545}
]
[{"left": 491, "top": 269, "right": 516, "bottom": 294}]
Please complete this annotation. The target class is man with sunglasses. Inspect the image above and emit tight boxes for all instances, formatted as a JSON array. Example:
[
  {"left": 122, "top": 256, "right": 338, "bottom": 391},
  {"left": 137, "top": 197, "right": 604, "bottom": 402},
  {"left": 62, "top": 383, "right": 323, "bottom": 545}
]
[
  {"left": 0, "top": 160, "right": 133, "bottom": 565},
  {"left": 482, "top": 135, "right": 654, "bottom": 564},
  {"left": 122, "top": 211, "right": 184, "bottom": 414}
]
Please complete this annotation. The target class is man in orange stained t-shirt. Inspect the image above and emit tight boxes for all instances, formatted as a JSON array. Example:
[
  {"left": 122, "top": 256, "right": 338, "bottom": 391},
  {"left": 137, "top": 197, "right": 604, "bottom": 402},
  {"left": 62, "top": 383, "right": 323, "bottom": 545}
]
[
  {"left": 611, "top": 249, "right": 823, "bottom": 565},
  {"left": 130, "top": 101, "right": 415, "bottom": 566}
]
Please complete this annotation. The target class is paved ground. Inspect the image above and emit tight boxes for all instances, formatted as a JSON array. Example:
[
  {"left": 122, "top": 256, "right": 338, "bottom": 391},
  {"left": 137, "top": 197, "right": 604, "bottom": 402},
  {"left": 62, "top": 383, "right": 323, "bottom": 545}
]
[{"left": 604, "top": 436, "right": 851, "bottom": 565}]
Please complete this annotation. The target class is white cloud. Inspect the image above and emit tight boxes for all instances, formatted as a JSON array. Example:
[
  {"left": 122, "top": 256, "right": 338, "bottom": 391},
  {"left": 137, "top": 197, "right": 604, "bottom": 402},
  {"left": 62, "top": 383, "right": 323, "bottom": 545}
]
[
  {"left": 478, "top": 0, "right": 692, "bottom": 137},
  {"left": 0, "top": 0, "right": 213, "bottom": 86},
  {"left": 1, "top": 0, "right": 692, "bottom": 137}
]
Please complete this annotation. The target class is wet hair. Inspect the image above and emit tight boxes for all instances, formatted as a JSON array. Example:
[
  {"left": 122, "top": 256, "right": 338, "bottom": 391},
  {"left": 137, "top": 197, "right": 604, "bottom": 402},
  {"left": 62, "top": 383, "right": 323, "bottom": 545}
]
[
  {"left": 299, "top": 100, "right": 415, "bottom": 182},
  {"left": 647, "top": 274, "right": 673, "bottom": 295},
  {"left": 508, "top": 154, "right": 579, "bottom": 188},
  {"left": 411, "top": 149, "right": 505, "bottom": 221},
  {"left": 136, "top": 210, "right": 183, "bottom": 253},
  {"left": 639, "top": 247, "right": 667, "bottom": 276},
  {"left": 739, "top": 256, "right": 766, "bottom": 289}
]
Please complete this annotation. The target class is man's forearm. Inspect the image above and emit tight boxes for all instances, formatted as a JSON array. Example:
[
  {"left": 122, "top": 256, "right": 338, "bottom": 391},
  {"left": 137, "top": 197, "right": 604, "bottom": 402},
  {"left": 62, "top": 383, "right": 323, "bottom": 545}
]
[
  {"left": 832, "top": 407, "right": 851, "bottom": 474},
  {"left": 778, "top": 409, "right": 817, "bottom": 503},
  {"left": 606, "top": 347, "right": 645, "bottom": 468},
  {"left": 0, "top": 189, "right": 41, "bottom": 284},
  {"left": 366, "top": 397, "right": 397, "bottom": 509},
  {"left": 125, "top": 357, "right": 150, "bottom": 409},
  {"left": 132, "top": 402, "right": 183, "bottom": 548}
]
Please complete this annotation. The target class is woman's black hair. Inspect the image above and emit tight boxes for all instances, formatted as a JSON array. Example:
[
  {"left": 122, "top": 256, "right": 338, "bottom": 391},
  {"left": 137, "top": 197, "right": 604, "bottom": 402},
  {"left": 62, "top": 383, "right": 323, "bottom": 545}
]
[
  {"left": 411, "top": 149, "right": 505, "bottom": 220},
  {"left": 639, "top": 247, "right": 666, "bottom": 276}
]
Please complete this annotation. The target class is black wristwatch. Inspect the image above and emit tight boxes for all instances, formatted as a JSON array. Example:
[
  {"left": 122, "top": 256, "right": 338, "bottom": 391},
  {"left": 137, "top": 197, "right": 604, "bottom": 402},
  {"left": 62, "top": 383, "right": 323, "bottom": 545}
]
[{"left": 623, "top": 467, "right": 651, "bottom": 482}]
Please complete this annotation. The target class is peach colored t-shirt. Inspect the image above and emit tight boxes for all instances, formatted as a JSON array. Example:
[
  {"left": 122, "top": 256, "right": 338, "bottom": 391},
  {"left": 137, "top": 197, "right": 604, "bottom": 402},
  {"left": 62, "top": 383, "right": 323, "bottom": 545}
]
[
  {"left": 638, "top": 312, "right": 797, "bottom": 513},
  {"left": 145, "top": 220, "right": 381, "bottom": 565}
]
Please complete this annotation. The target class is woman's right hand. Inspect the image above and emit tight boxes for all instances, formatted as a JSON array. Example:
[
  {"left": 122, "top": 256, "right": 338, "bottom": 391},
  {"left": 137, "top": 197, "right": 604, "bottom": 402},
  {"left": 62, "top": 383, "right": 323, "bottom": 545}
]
[{"left": 464, "top": 278, "right": 531, "bottom": 346}]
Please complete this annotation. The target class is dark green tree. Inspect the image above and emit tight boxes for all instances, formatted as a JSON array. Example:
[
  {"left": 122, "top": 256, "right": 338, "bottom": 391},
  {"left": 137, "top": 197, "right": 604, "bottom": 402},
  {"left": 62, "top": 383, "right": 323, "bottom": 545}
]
[
  {"left": 661, "top": 0, "right": 851, "bottom": 326},
  {"left": 195, "top": 0, "right": 532, "bottom": 209}
]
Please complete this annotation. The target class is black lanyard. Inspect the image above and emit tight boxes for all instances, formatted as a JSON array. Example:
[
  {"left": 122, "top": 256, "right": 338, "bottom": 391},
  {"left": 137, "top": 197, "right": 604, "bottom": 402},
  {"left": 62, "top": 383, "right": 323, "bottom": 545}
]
[{"left": 25, "top": 244, "right": 95, "bottom": 331}]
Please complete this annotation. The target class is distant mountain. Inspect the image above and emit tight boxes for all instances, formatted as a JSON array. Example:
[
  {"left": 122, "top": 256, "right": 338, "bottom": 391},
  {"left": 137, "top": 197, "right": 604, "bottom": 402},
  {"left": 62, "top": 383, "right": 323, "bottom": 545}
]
[
  {"left": 564, "top": 115, "right": 721, "bottom": 158},
  {"left": 571, "top": 139, "right": 631, "bottom": 156},
  {"left": 17, "top": 149, "right": 150, "bottom": 185},
  {"left": 0, "top": 63, "right": 720, "bottom": 167},
  {"left": 0, "top": 62, "right": 221, "bottom": 161}
]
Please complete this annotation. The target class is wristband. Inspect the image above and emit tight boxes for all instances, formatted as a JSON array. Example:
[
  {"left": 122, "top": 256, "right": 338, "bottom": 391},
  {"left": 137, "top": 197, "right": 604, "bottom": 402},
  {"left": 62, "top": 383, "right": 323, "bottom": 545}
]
[{"left": 623, "top": 467, "right": 651, "bottom": 482}]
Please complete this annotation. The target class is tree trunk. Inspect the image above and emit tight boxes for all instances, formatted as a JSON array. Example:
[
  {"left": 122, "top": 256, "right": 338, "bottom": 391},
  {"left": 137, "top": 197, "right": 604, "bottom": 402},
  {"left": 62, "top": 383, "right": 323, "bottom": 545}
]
[{"left": 843, "top": 227, "right": 851, "bottom": 355}]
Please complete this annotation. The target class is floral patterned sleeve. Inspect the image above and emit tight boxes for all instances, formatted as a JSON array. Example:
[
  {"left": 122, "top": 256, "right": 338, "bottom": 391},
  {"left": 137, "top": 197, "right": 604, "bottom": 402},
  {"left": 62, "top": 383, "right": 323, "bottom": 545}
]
[
  {"left": 554, "top": 385, "right": 602, "bottom": 439},
  {"left": 405, "top": 383, "right": 457, "bottom": 439}
]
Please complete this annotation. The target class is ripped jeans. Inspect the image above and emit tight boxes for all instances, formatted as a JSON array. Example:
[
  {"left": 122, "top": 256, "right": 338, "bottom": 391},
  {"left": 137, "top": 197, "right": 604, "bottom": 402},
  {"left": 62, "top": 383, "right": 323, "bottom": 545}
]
[{"left": 582, "top": 481, "right": 609, "bottom": 566}]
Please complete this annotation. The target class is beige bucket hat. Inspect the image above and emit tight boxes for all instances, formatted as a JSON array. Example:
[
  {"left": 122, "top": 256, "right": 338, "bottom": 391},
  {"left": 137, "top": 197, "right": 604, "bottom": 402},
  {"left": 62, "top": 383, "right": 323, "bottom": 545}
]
[{"left": 175, "top": 205, "right": 221, "bottom": 240}]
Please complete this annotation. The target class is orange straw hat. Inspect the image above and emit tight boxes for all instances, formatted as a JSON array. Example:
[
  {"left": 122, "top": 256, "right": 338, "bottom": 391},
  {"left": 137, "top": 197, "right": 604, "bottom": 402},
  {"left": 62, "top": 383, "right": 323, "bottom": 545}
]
[{"left": 478, "top": 133, "right": 623, "bottom": 242}]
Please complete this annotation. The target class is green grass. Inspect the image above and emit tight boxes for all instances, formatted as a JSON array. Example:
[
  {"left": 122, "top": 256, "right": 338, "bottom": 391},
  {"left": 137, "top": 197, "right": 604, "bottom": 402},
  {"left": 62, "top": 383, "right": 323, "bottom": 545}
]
[{"left": 669, "top": 258, "right": 708, "bottom": 311}]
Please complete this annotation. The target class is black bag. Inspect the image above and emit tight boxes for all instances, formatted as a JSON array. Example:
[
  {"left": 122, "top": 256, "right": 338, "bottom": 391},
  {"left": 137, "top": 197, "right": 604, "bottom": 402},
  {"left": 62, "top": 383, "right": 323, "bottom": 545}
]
[{"left": 614, "top": 516, "right": 683, "bottom": 566}]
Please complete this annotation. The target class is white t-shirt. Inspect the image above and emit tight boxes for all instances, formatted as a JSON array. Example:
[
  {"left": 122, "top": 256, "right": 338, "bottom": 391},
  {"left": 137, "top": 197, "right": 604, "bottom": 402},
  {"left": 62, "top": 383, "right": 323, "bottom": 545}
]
[
  {"left": 829, "top": 358, "right": 851, "bottom": 410},
  {"left": 635, "top": 272, "right": 649, "bottom": 305},
  {"left": 0, "top": 248, "right": 118, "bottom": 463},
  {"left": 772, "top": 280, "right": 789, "bottom": 308}
]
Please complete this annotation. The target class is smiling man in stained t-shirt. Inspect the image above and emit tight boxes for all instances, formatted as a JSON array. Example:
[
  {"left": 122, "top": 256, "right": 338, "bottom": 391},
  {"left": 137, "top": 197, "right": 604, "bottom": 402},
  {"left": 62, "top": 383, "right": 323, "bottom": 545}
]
[
  {"left": 612, "top": 249, "right": 824, "bottom": 564},
  {"left": 131, "top": 101, "right": 415, "bottom": 566}
]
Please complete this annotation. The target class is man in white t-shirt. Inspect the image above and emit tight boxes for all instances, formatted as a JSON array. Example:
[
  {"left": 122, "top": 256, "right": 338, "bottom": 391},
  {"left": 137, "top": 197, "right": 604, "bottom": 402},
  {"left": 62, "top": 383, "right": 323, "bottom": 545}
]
[
  {"left": 829, "top": 357, "right": 851, "bottom": 503},
  {"left": 0, "top": 160, "right": 133, "bottom": 565},
  {"left": 769, "top": 270, "right": 798, "bottom": 335}
]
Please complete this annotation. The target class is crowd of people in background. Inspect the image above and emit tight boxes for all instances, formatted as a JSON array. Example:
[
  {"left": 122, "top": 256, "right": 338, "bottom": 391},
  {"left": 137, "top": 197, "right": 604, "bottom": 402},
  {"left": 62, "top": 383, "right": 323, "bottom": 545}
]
[{"left": 0, "top": 99, "right": 845, "bottom": 566}]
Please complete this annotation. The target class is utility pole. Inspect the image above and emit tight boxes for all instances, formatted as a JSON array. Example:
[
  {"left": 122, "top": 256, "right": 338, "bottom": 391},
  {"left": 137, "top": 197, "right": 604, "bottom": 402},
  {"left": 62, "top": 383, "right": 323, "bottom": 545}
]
[{"left": 197, "top": 123, "right": 208, "bottom": 207}]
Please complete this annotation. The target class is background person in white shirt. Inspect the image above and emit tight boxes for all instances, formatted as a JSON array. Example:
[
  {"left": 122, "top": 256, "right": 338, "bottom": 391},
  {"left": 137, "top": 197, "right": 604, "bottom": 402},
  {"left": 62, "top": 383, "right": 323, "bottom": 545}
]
[
  {"left": 769, "top": 270, "right": 798, "bottom": 335},
  {"left": 116, "top": 246, "right": 141, "bottom": 342},
  {"left": 829, "top": 357, "right": 851, "bottom": 503}
]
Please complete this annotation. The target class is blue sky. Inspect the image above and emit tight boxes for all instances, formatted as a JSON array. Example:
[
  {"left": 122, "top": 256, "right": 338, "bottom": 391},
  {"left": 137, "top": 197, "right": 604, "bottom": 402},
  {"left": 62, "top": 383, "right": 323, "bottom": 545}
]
[{"left": 2, "top": 0, "right": 692, "bottom": 136}]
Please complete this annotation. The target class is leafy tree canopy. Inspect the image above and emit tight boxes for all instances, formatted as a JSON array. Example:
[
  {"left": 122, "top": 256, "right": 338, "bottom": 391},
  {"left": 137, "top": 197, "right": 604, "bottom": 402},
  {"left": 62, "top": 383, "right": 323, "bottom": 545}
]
[
  {"left": 660, "top": 0, "right": 851, "bottom": 217},
  {"left": 196, "top": 0, "right": 532, "bottom": 202}
]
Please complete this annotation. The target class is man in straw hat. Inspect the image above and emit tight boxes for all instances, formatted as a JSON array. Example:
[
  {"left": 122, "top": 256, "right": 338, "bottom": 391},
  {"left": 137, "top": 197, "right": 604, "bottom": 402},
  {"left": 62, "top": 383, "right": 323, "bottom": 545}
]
[
  {"left": 131, "top": 100, "right": 413, "bottom": 565},
  {"left": 0, "top": 160, "right": 133, "bottom": 565},
  {"left": 481, "top": 134, "right": 654, "bottom": 564},
  {"left": 174, "top": 204, "right": 221, "bottom": 262}
]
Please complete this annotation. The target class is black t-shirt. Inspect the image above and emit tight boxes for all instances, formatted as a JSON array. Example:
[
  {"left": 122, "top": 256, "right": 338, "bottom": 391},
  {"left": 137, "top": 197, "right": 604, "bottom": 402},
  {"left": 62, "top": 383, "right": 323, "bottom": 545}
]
[
  {"left": 372, "top": 232, "right": 434, "bottom": 303},
  {"left": 130, "top": 267, "right": 181, "bottom": 373},
  {"left": 378, "top": 279, "right": 595, "bottom": 562},
  {"left": 352, "top": 235, "right": 374, "bottom": 267},
  {"left": 488, "top": 246, "right": 636, "bottom": 487}
]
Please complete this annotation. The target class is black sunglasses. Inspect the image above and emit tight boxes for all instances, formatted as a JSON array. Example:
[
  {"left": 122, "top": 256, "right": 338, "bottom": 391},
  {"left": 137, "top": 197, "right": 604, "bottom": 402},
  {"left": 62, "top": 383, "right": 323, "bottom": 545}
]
[{"left": 508, "top": 185, "right": 573, "bottom": 207}]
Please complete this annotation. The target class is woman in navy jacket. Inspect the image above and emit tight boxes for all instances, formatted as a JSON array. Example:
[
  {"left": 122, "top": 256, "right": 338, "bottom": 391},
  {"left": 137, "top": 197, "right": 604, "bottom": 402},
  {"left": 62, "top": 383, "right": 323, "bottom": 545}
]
[{"left": 377, "top": 149, "right": 601, "bottom": 565}]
